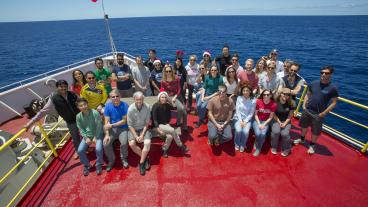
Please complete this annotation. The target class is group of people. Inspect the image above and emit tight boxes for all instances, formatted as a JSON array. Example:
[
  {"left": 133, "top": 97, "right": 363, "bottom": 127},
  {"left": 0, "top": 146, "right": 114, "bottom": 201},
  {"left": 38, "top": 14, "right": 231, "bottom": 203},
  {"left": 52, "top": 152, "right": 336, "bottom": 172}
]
[{"left": 24, "top": 45, "right": 339, "bottom": 176}]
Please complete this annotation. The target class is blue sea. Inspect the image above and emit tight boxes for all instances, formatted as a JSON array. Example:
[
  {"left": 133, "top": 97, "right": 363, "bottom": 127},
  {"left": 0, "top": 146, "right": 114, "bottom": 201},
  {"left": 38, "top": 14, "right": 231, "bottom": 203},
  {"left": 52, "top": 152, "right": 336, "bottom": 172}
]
[{"left": 0, "top": 16, "right": 367, "bottom": 143}]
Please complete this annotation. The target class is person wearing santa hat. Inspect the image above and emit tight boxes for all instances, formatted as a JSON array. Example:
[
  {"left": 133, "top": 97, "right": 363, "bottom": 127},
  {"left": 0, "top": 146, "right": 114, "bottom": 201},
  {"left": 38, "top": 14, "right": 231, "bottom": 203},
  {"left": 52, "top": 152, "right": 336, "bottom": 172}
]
[
  {"left": 200, "top": 51, "right": 212, "bottom": 71},
  {"left": 150, "top": 59, "right": 163, "bottom": 95},
  {"left": 151, "top": 91, "right": 189, "bottom": 158}
]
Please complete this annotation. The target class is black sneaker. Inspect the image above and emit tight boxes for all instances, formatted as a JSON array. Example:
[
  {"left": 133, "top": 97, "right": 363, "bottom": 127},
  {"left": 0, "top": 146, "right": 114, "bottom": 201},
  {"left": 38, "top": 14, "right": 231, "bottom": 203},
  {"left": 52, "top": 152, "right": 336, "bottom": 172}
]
[
  {"left": 162, "top": 149, "right": 168, "bottom": 158},
  {"left": 180, "top": 144, "right": 189, "bottom": 153},
  {"left": 96, "top": 165, "right": 102, "bottom": 175},
  {"left": 83, "top": 165, "right": 90, "bottom": 176},
  {"left": 139, "top": 163, "right": 146, "bottom": 176},
  {"left": 144, "top": 157, "right": 151, "bottom": 170},
  {"left": 122, "top": 159, "right": 129, "bottom": 169}
]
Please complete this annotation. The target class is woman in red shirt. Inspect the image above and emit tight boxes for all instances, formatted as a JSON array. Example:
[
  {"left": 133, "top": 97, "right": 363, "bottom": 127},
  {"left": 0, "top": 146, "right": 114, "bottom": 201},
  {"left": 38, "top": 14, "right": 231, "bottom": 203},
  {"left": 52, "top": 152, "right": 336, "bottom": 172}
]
[
  {"left": 160, "top": 65, "right": 188, "bottom": 131},
  {"left": 252, "top": 89, "right": 276, "bottom": 156},
  {"left": 70, "top": 70, "right": 86, "bottom": 96}
]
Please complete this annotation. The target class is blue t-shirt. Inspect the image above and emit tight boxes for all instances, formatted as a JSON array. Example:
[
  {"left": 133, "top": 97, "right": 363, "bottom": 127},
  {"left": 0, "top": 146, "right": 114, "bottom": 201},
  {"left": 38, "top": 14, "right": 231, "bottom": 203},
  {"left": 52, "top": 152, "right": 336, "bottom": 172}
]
[
  {"left": 306, "top": 80, "right": 338, "bottom": 114},
  {"left": 104, "top": 101, "right": 129, "bottom": 129},
  {"left": 150, "top": 69, "right": 163, "bottom": 87},
  {"left": 112, "top": 64, "right": 132, "bottom": 90}
]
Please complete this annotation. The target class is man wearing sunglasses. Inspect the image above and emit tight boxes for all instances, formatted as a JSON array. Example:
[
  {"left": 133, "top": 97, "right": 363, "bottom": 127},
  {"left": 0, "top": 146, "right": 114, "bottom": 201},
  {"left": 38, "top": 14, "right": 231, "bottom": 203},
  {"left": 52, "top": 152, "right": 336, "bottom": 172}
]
[
  {"left": 278, "top": 62, "right": 305, "bottom": 100},
  {"left": 80, "top": 71, "right": 107, "bottom": 114},
  {"left": 294, "top": 66, "right": 338, "bottom": 154}
]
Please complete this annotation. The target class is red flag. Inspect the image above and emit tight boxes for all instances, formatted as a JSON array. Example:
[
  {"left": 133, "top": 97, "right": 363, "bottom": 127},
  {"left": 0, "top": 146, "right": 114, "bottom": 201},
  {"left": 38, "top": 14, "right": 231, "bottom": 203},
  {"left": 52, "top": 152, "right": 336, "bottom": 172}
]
[{"left": 91, "top": 0, "right": 98, "bottom": 2}]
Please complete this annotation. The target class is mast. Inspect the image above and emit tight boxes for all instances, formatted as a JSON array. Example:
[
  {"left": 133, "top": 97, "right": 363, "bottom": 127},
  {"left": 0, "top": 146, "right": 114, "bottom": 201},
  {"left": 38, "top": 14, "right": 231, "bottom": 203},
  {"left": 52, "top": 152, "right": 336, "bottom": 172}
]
[{"left": 101, "top": 0, "right": 117, "bottom": 58}]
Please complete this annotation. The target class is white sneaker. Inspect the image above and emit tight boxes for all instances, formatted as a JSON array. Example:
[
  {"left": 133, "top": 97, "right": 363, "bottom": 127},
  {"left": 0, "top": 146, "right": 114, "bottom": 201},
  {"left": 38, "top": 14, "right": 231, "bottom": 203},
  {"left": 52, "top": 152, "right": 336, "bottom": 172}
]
[
  {"left": 281, "top": 150, "right": 290, "bottom": 157},
  {"left": 293, "top": 138, "right": 305, "bottom": 145},
  {"left": 253, "top": 149, "right": 260, "bottom": 157},
  {"left": 239, "top": 146, "right": 245, "bottom": 153},
  {"left": 235, "top": 145, "right": 240, "bottom": 151},
  {"left": 271, "top": 148, "right": 277, "bottom": 155},
  {"left": 307, "top": 145, "right": 316, "bottom": 154}
]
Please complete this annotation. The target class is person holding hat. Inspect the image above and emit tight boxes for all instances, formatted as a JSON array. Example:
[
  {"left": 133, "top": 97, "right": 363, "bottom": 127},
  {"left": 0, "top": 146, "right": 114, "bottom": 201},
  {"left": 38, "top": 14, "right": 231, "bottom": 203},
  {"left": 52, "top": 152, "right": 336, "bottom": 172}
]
[
  {"left": 151, "top": 91, "right": 189, "bottom": 158},
  {"left": 150, "top": 59, "right": 163, "bottom": 95},
  {"left": 270, "top": 88, "right": 295, "bottom": 156}
]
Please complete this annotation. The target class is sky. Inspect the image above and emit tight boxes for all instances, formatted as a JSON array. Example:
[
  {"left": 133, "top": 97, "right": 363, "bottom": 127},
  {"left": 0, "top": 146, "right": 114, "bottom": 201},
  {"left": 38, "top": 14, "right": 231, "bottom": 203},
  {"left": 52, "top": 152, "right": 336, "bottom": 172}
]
[{"left": 1, "top": 0, "right": 367, "bottom": 22}]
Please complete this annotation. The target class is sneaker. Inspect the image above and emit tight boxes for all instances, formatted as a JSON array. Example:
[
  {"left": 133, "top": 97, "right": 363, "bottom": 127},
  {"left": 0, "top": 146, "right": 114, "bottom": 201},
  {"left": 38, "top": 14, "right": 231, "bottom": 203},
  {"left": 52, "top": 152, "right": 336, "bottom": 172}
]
[
  {"left": 253, "top": 149, "right": 261, "bottom": 157},
  {"left": 83, "top": 165, "right": 90, "bottom": 176},
  {"left": 239, "top": 146, "right": 245, "bottom": 153},
  {"left": 281, "top": 150, "right": 290, "bottom": 157},
  {"left": 96, "top": 165, "right": 102, "bottom": 175},
  {"left": 180, "top": 144, "right": 189, "bottom": 153},
  {"left": 271, "top": 148, "right": 277, "bottom": 155},
  {"left": 235, "top": 145, "right": 240, "bottom": 151},
  {"left": 307, "top": 145, "right": 316, "bottom": 154},
  {"left": 162, "top": 149, "right": 168, "bottom": 158},
  {"left": 293, "top": 138, "right": 305, "bottom": 145},
  {"left": 121, "top": 159, "right": 129, "bottom": 169},
  {"left": 139, "top": 163, "right": 146, "bottom": 176},
  {"left": 106, "top": 164, "right": 113, "bottom": 172},
  {"left": 144, "top": 157, "right": 151, "bottom": 170}
]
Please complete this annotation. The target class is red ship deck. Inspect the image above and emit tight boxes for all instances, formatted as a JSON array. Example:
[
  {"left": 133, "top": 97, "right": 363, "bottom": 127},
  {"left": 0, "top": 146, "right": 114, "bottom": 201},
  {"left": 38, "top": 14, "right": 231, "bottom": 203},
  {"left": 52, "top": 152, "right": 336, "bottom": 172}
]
[{"left": 3, "top": 113, "right": 367, "bottom": 207}]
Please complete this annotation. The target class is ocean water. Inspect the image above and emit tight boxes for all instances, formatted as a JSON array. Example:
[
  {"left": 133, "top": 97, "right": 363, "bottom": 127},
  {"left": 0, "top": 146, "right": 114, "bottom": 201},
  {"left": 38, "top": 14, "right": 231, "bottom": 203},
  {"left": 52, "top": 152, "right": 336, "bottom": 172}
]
[{"left": 0, "top": 16, "right": 367, "bottom": 143}]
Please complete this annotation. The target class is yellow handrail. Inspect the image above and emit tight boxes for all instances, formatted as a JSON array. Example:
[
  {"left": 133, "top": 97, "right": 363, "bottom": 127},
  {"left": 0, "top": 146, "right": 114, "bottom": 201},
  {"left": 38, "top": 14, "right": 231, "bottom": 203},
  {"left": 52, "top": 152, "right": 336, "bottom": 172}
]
[
  {"left": 37, "top": 123, "right": 58, "bottom": 157},
  {"left": 338, "top": 97, "right": 368, "bottom": 111},
  {"left": 329, "top": 112, "right": 368, "bottom": 130},
  {"left": 0, "top": 128, "right": 27, "bottom": 152},
  {"left": 294, "top": 85, "right": 308, "bottom": 116}
]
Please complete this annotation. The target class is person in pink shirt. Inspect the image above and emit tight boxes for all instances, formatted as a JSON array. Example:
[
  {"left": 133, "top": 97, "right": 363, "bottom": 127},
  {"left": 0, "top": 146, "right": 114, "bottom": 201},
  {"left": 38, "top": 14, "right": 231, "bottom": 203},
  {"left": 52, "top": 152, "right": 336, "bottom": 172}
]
[
  {"left": 252, "top": 89, "right": 276, "bottom": 156},
  {"left": 237, "top": 59, "right": 259, "bottom": 95}
]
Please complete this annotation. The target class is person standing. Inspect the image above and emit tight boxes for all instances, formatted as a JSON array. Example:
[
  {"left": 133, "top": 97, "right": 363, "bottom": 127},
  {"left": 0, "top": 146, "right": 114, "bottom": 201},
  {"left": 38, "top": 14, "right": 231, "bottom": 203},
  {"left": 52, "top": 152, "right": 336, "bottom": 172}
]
[
  {"left": 25, "top": 80, "right": 81, "bottom": 160},
  {"left": 94, "top": 58, "right": 112, "bottom": 94},
  {"left": 131, "top": 56, "right": 152, "bottom": 96},
  {"left": 112, "top": 53, "right": 134, "bottom": 97},
  {"left": 294, "top": 66, "right": 338, "bottom": 154},
  {"left": 214, "top": 44, "right": 232, "bottom": 76},
  {"left": 80, "top": 71, "right": 107, "bottom": 113}
]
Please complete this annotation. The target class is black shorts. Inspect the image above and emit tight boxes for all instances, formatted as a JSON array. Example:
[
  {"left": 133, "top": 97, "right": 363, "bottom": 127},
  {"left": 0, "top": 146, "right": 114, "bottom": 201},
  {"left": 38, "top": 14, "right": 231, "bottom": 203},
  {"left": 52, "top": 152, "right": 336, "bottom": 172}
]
[{"left": 299, "top": 110, "right": 324, "bottom": 136}]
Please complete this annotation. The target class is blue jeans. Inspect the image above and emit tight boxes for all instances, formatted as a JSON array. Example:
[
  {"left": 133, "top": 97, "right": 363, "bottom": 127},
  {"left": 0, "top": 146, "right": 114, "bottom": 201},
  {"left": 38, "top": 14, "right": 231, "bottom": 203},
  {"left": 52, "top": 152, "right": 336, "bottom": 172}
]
[
  {"left": 66, "top": 122, "right": 81, "bottom": 152},
  {"left": 252, "top": 120, "right": 270, "bottom": 150},
  {"left": 78, "top": 138, "right": 103, "bottom": 167},
  {"left": 234, "top": 120, "right": 252, "bottom": 148},
  {"left": 196, "top": 99, "right": 208, "bottom": 123},
  {"left": 208, "top": 121, "right": 232, "bottom": 142}
]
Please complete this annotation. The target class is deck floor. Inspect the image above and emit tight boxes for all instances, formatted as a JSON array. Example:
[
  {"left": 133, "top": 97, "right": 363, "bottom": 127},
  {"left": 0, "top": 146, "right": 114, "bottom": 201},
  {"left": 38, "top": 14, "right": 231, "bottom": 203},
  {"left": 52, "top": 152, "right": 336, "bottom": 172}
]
[{"left": 3, "top": 113, "right": 367, "bottom": 207}]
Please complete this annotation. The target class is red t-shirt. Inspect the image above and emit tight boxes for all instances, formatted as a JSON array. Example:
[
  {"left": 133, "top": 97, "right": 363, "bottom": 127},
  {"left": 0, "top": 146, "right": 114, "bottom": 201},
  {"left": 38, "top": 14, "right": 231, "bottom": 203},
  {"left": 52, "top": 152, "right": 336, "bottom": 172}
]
[
  {"left": 256, "top": 99, "right": 276, "bottom": 121},
  {"left": 160, "top": 77, "right": 181, "bottom": 97},
  {"left": 238, "top": 71, "right": 259, "bottom": 90}
]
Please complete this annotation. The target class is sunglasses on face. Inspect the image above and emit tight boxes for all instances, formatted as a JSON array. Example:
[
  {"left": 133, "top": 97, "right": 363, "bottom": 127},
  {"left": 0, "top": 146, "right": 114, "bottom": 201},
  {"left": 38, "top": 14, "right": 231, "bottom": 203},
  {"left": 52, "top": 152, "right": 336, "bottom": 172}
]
[
  {"left": 281, "top": 93, "right": 290, "bottom": 96},
  {"left": 165, "top": 70, "right": 172, "bottom": 73},
  {"left": 320, "top": 71, "right": 331, "bottom": 75},
  {"left": 263, "top": 93, "right": 271, "bottom": 97},
  {"left": 190, "top": 59, "right": 196, "bottom": 62},
  {"left": 289, "top": 70, "right": 298, "bottom": 73},
  {"left": 87, "top": 77, "right": 95, "bottom": 80},
  {"left": 111, "top": 95, "right": 120, "bottom": 99}
]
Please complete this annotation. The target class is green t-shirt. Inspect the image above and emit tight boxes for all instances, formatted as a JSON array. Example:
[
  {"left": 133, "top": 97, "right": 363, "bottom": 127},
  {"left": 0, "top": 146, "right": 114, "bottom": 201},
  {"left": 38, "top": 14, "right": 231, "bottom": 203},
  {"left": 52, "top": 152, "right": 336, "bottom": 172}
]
[
  {"left": 204, "top": 75, "right": 224, "bottom": 96},
  {"left": 76, "top": 109, "right": 103, "bottom": 140},
  {"left": 94, "top": 68, "right": 112, "bottom": 94}
]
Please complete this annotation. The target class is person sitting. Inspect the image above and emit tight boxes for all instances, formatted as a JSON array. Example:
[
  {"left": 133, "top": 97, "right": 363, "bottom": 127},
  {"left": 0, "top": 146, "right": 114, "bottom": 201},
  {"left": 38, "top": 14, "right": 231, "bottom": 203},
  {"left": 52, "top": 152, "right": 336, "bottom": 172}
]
[
  {"left": 278, "top": 62, "right": 305, "bottom": 100},
  {"left": 127, "top": 91, "right": 152, "bottom": 175},
  {"left": 254, "top": 57, "right": 267, "bottom": 75},
  {"left": 270, "top": 88, "right": 295, "bottom": 157},
  {"left": 103, "top": 89, "right": 130, "bottom": 171},
  {"left": 151, "top": 91, "right": 189, "bottom": 158},
  {"left": 223, "top": 66, "right": 238, "bottom": 103},
  {"left": 231, "top": 53, "right": 243, "bottom": 73},
  {"left": 75, "top": 98, "right": 104, "bottom": 176},
  {"left": 70, "top": 69, "right": 86, "bottom": 96},
  {"left": 25, "top": 80, "right": 81, "bottom": 160},
  {"left": 150, "top": 60, "right": 163, "bottom": 95},
  {"left": 276, "top": 59, "right": 292, "bottom": 80},
  {"left": 80, "top": 71, "right": 107, "bottom": 114},
  {"left": 233, "top": 85, "right": 256, "bottom": 152},
  {"left": 94, "top": 57, "right": 112, "bottom": 94},
  {"left": 160, "top": 65, "right": 188, "bottom": 131},
  {"left": 207, "top": 84, "right": 235, "bottom": 146},
  {"left": 112, "top": 53, "right": 134, "bottom": 97},
  {"left": 252, "top": 89, "right": 277, "bottom": 157},
  {"left": 195, "top": 65, "right": 223, "bottom": 128}
]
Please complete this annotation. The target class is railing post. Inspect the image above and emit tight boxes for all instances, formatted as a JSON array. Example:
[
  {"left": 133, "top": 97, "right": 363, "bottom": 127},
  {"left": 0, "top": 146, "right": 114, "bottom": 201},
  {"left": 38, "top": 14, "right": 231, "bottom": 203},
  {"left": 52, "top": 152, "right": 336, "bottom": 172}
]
[
  {"left": 37, "top": 123, "right": 58, "bottom": 157},
  {"left": 361, "top": 142, "right": 368, "bottom": 153},
  {"left": 294, "top": 85, "right": 308, "bottom": 117}
]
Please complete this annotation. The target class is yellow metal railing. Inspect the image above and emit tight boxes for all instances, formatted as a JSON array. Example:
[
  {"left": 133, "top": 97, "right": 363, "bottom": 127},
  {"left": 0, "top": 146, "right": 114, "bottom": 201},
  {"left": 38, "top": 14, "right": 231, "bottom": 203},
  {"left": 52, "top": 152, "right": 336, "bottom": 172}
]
[
  {"left": 0, "top": 119, "right": 69, "bottom": 207},
  {"left": 294, "top": 85, "right": 368, "bottom": 153}
]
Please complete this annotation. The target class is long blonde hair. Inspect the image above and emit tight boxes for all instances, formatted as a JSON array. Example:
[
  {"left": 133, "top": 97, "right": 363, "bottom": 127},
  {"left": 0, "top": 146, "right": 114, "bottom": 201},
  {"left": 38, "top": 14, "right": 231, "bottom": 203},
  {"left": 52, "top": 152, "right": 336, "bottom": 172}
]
[{"left": 162, "top": 65, "right": 175, "bottom": 82}]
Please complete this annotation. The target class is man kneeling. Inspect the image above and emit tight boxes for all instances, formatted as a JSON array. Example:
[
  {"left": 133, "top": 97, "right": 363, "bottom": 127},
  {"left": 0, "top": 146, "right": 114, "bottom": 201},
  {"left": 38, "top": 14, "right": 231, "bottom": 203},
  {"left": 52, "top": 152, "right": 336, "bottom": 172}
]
[
  {"left": 207, "top": 85, "right": 235, "bottom": 146},
  {"left": 127, "top": 92, "right": 152, "bottom": 175}
]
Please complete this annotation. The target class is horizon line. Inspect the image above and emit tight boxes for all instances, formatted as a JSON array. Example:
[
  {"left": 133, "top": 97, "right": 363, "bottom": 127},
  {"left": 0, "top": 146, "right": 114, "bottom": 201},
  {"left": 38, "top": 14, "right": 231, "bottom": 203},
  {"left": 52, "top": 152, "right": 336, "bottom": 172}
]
[{"left": 1, "top": 14, "right": 367, "bottom": 23}]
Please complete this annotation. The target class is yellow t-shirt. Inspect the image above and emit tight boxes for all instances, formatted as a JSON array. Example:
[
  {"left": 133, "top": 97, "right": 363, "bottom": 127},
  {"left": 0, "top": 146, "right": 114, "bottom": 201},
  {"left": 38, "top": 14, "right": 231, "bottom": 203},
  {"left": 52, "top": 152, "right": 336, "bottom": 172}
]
[{"left": 80, "top": 84, "right": 107, "bottom": 109}]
